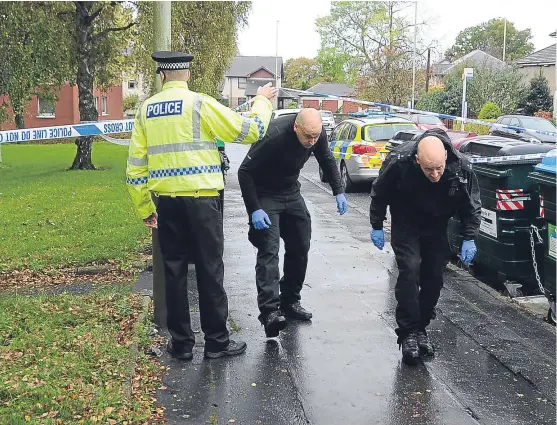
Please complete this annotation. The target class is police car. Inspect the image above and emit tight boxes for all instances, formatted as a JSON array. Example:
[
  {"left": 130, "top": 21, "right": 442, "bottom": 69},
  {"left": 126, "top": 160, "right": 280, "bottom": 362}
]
[{"left": 320, "top": 116, "right": 418, "bottom": 192}]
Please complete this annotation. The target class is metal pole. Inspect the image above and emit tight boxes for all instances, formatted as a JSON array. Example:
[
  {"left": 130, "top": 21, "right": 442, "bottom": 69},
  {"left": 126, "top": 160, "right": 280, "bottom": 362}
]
[
  {"left": 411, "top": 1, "right": 417, "bottom": 108},
  {"left": 425, "top": 47, "right": 431, "bottom": 93},
  {"left": 502, "top": 18, "right": 507, "bottom": 62},
  {"left": 461, "top": 76, "right": 467, "bottom": 131},
  {"left": 152, "top": 0, "right": 171, "bottom": 328},
  {"left": 275, "top": 20, "right": 279, "bottom": 109},
  {"left": 554, "top": 35, "right": 557, "bottom": 119}
]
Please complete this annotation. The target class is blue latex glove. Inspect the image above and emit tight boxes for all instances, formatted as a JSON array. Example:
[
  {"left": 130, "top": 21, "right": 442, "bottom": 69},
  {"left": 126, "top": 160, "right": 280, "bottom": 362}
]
[
  {"left": 252, "top": 209, "right": 271, "bottom": 230},
  {"left": 461, "top": 240, "right": 477, "bottom": 265},
  {"left": 336, "top": 193, "right": 348, "bottom": 215},
  {"left": 370, "top": 229, "right": 385, "bottom": 250}
]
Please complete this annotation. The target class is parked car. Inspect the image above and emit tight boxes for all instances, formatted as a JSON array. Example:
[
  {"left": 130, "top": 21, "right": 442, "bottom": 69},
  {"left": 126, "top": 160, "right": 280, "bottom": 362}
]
[
  {"left": 320, "top": 117, "right": 418, "bottom": 192},
  {"left": 489, "top": 115, "right": 557, "bottom": 144},
  {"left": 406, "top": 114, "right": 449, "bottom": 131},
  {"left": 270, "top": 108, "right": 301, "bottom": 120},
  {"left": 320, "top": 110, "right": 336, "bottom": 133}
]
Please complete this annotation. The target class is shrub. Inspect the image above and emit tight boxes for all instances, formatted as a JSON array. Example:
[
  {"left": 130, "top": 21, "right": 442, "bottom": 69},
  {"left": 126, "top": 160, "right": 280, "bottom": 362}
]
[{"left": 478, "top": 102, "right": 502, "bottom": 120}]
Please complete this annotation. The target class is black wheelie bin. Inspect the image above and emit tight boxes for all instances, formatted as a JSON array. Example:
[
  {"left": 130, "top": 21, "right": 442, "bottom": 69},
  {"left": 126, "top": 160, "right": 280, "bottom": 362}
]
[
  {"left": 447, "top": 137, "right": 555, "bottom": 294},
  {"left": 528, "top": 149, "right": 557, "bottom": 321}
]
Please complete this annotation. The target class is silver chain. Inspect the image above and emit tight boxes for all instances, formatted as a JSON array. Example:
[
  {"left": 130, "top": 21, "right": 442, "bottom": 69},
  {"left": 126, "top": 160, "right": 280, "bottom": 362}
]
[{"left": 529, "top": 225, "right": 545, "bottom": 295}]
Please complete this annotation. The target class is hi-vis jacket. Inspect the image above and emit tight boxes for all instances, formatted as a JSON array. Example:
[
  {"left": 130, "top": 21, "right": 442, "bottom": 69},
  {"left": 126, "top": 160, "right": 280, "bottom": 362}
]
[{"left": 126, "top": 81, "right": 272, "bottom": 219}]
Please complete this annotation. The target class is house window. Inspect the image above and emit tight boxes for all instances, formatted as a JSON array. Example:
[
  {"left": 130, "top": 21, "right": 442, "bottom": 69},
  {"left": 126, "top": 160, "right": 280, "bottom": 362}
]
[
  {"left": 237, "top": 97, "right": 246, "bottom": 107},
  {"left": 101, "top": 96, "right": 108, "bottom": 115},
  {"left": 238, "top": 77, "right": 247, "bottom": 89},
  {"left": 94, "top": 96, "right": 99, "bottom": 111},
  {"left": 128, "top": 79, "right": 136, "bottom": 89},
  {"left": 37, "top": 98, "right": 55, "bottom": 117}
]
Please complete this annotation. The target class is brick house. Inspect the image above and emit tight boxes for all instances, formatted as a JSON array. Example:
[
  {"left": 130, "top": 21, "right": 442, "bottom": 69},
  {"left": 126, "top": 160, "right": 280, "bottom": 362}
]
[
  {"left": 298, "top": 83, "right": 360, "bottom": 113},
  {"left": 221, "top": 56, "right": 294, "bottom": 109},
  {"left": 0, "top": 83, "right": 123, "bottom": 130}
]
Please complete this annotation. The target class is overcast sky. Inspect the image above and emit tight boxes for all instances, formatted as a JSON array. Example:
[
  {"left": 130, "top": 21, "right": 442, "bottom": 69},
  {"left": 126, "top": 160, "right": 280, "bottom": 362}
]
[{"left": 237, "top": 0, "right": 557, "bottom": 62}]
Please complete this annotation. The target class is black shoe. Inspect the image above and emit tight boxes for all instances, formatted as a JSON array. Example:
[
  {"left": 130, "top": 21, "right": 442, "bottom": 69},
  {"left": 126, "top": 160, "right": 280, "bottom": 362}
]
[
  {"left": 399, "top": 332, "right": 420, "bottom": 366},
  {"left": 204, "top": 340, "right": 247, "bottom": 359},
  {"left": 166, "top": 339, "right": 193, "bottom": 361},
  {"left": 262, "top": 311, "right": 287, "bottom": 338},
  {"left": 417, "top": 330, "right": 435, "bottom": 357},
  {"left": 281, "top": 302, "right": 313, "bottom": 321}
]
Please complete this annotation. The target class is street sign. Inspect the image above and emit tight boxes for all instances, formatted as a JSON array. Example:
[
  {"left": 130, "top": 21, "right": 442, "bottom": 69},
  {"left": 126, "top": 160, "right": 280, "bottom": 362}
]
[{"left": 463, "top": 67, "right": 474, "bottom": 81}]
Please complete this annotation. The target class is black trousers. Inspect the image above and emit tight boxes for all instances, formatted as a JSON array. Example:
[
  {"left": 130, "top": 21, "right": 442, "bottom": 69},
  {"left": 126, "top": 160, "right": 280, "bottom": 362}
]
[
  {"left": 157, "top": 196, "right": 229, "bottom": 352},
  {"left": 390, "top": 221, "right": 450, "bottom": 342},
  {"left": 248, "top": 192, "right": 311, "bottom": 321}
]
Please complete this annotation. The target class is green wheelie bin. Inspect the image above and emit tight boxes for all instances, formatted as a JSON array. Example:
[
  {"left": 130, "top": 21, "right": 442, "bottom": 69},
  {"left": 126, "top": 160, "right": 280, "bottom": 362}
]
[
  {"left": 447, "top": 137, "right": 555, "bottom": 294},
  {"left": 528, "top": 149, "right": 557, "bottom": 322}
]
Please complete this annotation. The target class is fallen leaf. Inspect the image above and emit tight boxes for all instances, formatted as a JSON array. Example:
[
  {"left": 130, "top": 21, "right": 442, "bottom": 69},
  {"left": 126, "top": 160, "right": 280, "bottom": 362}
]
[
  {"left": 105, "top": 407, "right": 114, "bottom": 415},
  {"left": 251, "top": 383, "right": 257, "bottom": 387},
  {"left": 229, "top": 420, "right": 236, "bottom": 423}
]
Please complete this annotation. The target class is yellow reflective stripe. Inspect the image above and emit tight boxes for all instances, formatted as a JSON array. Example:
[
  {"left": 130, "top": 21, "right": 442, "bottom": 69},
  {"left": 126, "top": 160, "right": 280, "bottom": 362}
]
[
  {"left": 233, "top": 117, "right": 251, "bottom": 143},
  {"left": 148, "top": 141, "right": 217, "bottom": 155},
  {"left": 192, "top": 94, "right": 202, "bottom": 142},
  {"left": 128, "top": 156, "right": 147, "bottom": 166}
]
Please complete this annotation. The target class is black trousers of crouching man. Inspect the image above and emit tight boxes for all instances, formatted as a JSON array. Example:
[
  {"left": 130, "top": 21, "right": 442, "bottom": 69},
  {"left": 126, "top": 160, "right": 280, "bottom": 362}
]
[
  {"left": 390, "top": 220, "right": 451, "bottom": 342},
  {"left": 247, "top": 191, "right": 312, "bottom": 322},
  {"left": 157, "top": 195, "right": 229, "bottom": 352}
]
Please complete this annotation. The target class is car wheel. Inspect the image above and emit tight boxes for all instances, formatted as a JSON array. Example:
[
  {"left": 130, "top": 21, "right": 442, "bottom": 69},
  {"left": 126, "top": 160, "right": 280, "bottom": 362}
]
[
  {"left": 319, "top": 166, "right": 328, "bottom": 182},
  {"left": 340, "top": 161, "right": 355, "bottom": 193}
]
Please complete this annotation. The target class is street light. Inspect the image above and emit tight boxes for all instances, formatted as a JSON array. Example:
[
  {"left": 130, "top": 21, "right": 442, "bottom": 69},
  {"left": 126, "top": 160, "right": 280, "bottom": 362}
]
[{"left": 550, "top": 30, "right": 557, "bottom": 119}]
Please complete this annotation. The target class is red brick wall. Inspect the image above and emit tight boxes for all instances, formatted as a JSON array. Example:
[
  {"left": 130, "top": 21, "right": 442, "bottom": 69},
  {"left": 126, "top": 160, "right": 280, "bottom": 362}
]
[
  {"left": 302, "top": 99, "right": 319, "bottom": 109},
  {"left": 322, "top": 100, "right": 339, "bottom": 112},
  {"left": 343, "top": 101, "right": 360, "bottom": 113},
  {"left": 0, "top": 83, "right": 123, "bottom": 130},
  {"left": 249, "top": 69, "right": 274, "bottom": 78}
]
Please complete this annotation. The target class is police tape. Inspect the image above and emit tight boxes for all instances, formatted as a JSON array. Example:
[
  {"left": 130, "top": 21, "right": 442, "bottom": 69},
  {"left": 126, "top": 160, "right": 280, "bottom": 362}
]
[
  {"left": 281, "top": 88, "right": 557, "bottom": 139},
  {"left": 0, "top": 120, "right": 134, "bottom": 145}
]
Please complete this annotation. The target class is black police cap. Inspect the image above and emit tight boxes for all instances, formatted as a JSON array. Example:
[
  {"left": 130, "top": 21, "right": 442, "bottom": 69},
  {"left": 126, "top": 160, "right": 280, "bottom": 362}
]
[{"left": 152, "top": 51, "right": 194, "bottom": 73}]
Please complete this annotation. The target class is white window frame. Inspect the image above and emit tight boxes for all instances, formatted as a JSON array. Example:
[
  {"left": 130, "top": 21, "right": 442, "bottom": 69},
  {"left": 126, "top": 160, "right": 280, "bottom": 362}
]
[
  {"left": 238, "top": 77, "right": 247, "bottom": 89},
  {"left": 94, "top": 96, "right": 99, "bottom": 112},
  {"left": 128, "top": 79, "right": 136, "bottom": 89},
  {"left": 37, "top": 98, "right": 55, "bottom": 118},
  {"left": 101, "top": 96, "right": 108, "bottom": 116}
]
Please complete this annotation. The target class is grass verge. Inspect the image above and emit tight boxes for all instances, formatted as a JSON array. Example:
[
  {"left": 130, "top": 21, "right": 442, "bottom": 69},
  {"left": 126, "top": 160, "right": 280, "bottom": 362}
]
[
  {"left": 0, "top": 284, "right": 165, "bottom": 425},
  {"left": 0, "top": 142, "right": 150, "bottom": 273}
]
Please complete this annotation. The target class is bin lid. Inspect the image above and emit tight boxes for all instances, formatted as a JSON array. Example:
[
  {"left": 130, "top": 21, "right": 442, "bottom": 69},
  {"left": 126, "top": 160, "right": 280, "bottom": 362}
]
[
  {"left": 535, "top": 149, "right": 557, "bottom": 174},
  {"left": 460, "top": 136, "right": 556, "bottom": 157}
]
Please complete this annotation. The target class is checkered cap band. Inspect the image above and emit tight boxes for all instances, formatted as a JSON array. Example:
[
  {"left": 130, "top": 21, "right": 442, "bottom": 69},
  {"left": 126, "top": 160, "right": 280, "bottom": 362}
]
[{"left": 158, "top": 62, "right": 190, "bottom": 70}]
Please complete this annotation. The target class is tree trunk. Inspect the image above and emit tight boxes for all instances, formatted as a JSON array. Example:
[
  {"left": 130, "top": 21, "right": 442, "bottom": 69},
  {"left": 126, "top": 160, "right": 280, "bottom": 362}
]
[
  {"left": 70, "top": 2, "right": 98, "bottom": 170},
  {"left": 15, "top": 113, "right": 25, "bottom": 130}
]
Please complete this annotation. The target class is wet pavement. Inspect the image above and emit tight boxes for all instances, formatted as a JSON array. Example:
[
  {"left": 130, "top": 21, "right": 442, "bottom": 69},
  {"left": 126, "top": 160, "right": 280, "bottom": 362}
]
[{"left": 150, "top": 144, "right": 555, "bottom": 425}]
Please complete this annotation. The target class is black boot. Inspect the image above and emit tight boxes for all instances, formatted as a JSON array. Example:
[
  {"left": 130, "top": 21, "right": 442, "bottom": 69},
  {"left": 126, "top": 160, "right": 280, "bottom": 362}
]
[
  {"left": 166, "top": 339, "right": 193, "bottom": 361},
  {"left": 281, "top": 302, "right": 313, "bottom": 321},
  {"left": 399, "top": 332, "right": 420, "bottom": 366},
  {"left": 204, "top": 340, "right": 247, "bottom": 359},
  {"left": 261, "top": 311, "right": 287, "bottom": 338},
  {"left": 417, "top": 329, "right": 435, "bottom": 357}
]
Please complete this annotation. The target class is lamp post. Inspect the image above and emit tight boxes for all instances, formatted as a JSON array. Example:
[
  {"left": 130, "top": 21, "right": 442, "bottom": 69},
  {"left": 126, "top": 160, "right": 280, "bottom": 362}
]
[
  {"left": 550, "top": 30, "right": 557, "bottom": 119},
  {"left": 152, "top": 1, "right": 172, "bottom": 327}
]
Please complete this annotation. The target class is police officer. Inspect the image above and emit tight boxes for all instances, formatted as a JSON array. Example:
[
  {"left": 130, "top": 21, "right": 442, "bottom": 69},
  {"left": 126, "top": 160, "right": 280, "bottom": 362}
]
[
  {"left": 238, "top": 108, "right": 348, "bottom": 337},
  {"left": 126, "top": 51, "right": 277, "bottom": 360},
  {"left": 369, "top": 128, "right": 481, "bottom": 365}
]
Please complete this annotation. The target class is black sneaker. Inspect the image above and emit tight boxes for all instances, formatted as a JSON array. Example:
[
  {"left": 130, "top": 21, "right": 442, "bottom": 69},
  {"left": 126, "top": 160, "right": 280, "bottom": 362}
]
[
  {"left": 262, "top": 311, "right": 287, "bottom": 338},
  {"left": 399, "top": 332, "right": 420, "bottom": 366},
  {"left": 204, "top": 340, "right": 247, "bottom": 359},
  {"left": 166, "top": 339, "right": 193, "bottom": 361},
  {"left": 281, "top": 302, "right": 313, "bottom": 321},
  {"left": 417, "top": 330, "right": 435, "bottom": 357}
]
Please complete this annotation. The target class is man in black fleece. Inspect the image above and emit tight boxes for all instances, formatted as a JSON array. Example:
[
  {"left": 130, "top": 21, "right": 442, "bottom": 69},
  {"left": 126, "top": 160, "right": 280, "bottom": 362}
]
[
  {"left": 369, "top": 128, "right": 481, "bottom": 365},
  {"left": 238, "top": 108, "right": 347, "bottom": 337}
]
